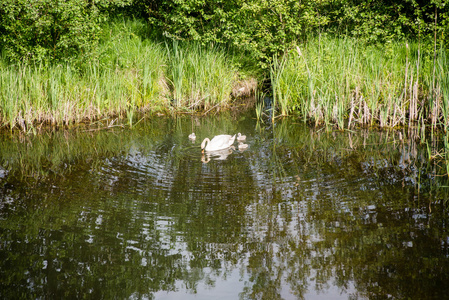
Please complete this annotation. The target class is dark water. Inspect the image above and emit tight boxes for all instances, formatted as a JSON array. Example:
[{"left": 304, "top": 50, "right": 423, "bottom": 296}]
[{"left": 1, "top": 111, "right": 449, "bottom": 299}]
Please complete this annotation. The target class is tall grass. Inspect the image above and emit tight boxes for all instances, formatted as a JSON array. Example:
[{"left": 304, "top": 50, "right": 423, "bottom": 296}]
[
  {"left": 269, "top": 35, "right": 449, "bottom": 131},
  {"left": 165, "top": 41, "right": 238, "bottom": 110},
  {"left": 0, "top": 19, "right": 253, "bottom": 131},
  {"left": 269, "top": 55, "right": 289, "bottom": 121},
  {"left": 0, "top": 20, "right": 169, "bottom": 130},
  {"left": 267, "top": 36, "right": 449, "bottom": 176}
]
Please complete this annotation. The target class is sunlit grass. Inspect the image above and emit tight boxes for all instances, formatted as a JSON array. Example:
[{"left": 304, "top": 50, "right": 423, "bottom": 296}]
[
  {"left": 0, "top": 18, "right": 256, "bottom": 130},
  {"left": 165, "top": 41, "right": 238, "bottom": 110},
  {"left": 270, "top": 35, "right": 449, "bottom": 131},
  {"left": 0, "top": 20, "right": 169, "bottom": 130},
  {"left": 267, "top": 36, "right": 449, "bottom": 172}
]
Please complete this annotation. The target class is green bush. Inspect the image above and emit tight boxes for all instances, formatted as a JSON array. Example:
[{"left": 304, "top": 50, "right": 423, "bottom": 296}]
[
  {"left": 146, "top": 0, "right": 448, "bottom": 67},
  {"left": 148, "top": 0, "right": 327, "bottom": 68},
  {"left": 0, "top": 0, "right": 130, "bottom": 62},
  {"left": 2, "top": 0, "right": 446, "bottom": 65},
  {"left": 325, "top": 0, "right": 448, "bottom": 46}
]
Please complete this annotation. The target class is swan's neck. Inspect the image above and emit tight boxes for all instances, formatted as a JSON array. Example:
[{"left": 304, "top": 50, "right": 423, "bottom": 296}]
[{"left": 201, "top": 138, "right": 210, "bottom": 150}]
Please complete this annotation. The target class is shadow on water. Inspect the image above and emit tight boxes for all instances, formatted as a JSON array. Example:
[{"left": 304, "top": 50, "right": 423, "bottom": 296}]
[{"left": 1, "top": 111, "right": 449, "bottom": 299}]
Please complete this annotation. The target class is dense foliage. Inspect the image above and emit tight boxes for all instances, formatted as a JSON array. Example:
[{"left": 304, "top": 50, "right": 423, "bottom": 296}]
[
  {"left": 145, "top": 0, "right": 448, "bottom": 65},
  {"left": 1, "top": 0, "right": 447, "bottom": 63},
  {"left": 147, "top": 0, "right": 327, "bottom": 67},
  {"left": 0, "top": 0, "right": 130, "bottom": 62},
  {"left": 325, "top": 0, "right": 448, "bottom": 44}
]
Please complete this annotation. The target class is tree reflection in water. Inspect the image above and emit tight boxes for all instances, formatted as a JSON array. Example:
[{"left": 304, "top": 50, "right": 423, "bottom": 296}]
[{"left": 0, "top": 113, "right": 448, "bottom": 299}]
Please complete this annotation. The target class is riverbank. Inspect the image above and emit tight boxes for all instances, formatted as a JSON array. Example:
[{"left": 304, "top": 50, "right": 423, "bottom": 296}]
[
  {"left": 269, "top": 35, "right": 449, "bottom": 132},
  {"left": 1, "top": 19, "right": 448, "bottom": 133},
  {"left": 0, "top": 19, "right": 259, "bottom": 132}
]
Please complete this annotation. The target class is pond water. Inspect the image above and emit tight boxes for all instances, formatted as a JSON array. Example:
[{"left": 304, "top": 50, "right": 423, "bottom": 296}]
[{"left": 1, "top": 111, "right": 449, "bottom": 299}]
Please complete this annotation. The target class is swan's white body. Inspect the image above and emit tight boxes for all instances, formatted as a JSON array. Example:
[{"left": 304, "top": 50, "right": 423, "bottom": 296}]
[
  {"left": 201, "top": 134, "right": 236, "bottom": 152},
  {"left": 237, "top": 133, "right": 246, "bottom": 142}
]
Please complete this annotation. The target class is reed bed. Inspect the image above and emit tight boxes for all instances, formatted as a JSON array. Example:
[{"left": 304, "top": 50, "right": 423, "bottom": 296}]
[
  {"left": 267, "top": 37, "right": 449, "bottom": 174},
  {"left": 0, "top": 19, "right": 248, "bottom": 131},
  {"left": 0, "top": 21, "right": 168, "bottom": 131},
  {"left": 165, "top": 41, "right": 238, "bottom": 110},
  {"left": 270, "top": 35, "right": 449, "bottom": 131}
]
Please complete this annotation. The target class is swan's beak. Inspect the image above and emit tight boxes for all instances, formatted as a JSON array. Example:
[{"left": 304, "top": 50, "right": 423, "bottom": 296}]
[{"left": 201, "top": 149, "right": 204, "bottom": 154}]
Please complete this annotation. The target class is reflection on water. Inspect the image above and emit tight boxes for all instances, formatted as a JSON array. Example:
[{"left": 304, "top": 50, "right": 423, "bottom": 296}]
[
  {"left": 201, "top": 147, "right": 234, "bottom": 163},
  {"left": 0, "top": 112, "right": 449, "bottom": 299}
]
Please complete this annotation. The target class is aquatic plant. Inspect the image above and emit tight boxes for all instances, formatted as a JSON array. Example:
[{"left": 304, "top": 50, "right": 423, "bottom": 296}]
[
  {"left": 0, "top": 20, "right": 168, "bottom": 130},
  {"left": 0, "top": 19, "right": 256, "bottom": 131},
  {"left": 269, "top": 55, "right": 289, "bottom": 122},
  {"left": 165, "top": 41, "right": 238, "bottom": 111},
  {"left": 269, "top": 35, "right": 449, "bottom": 131}
]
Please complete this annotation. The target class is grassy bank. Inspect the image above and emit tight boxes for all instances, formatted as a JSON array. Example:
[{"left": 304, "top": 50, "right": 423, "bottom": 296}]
[
  {"left": 270, "top": 35, "right": 449, "bottom": 132},
  {"left": 1, "top": 18, "right": 448, "bottom": 134},
  {"left": 267, "top": 36, "right": 449, "bottom": 176},
  {"left": 0, "top": 19, "right": 258, "bottom": 131}
]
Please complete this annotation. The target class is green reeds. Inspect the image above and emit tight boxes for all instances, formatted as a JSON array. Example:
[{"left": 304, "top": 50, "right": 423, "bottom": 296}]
[
  {"left": 0, "top": 19, "right": 255, "bottom": 130},
  {"left": 165, "top": 41, "right": 238, "bottom": 110},
  {"left": 270, "top": 35, "right": 448, "bottom": 131},
  {"left": 0, "top": 20, "right": 168, "bottom": 130},
  {"left": 255, "top": 91, "right": 265, "bottom": 122},
  {"left": 434, "top": 48, "right": 449, "bottom": 132},
  {"left": 0, "top": 58, "right": 166, "bottom": 130},
  {"left": 269, "top": 55, "right": 289, "bottom": 121}
]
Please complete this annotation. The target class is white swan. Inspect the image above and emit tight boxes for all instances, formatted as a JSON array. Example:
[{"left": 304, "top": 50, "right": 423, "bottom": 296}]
[
  {"left": 201, "top": 134, "right": 236, "bottom": 152},
  {"left": 237, "top": 133, "right": 246, "bottom": 142},
  {"left": 188, "top": 133, "right": 196, "bottom": 141}
]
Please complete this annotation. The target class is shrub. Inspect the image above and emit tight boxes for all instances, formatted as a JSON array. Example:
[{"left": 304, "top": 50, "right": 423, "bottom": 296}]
[{"left": 0, "top": 0, "right": 130, "bottom": 62}]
